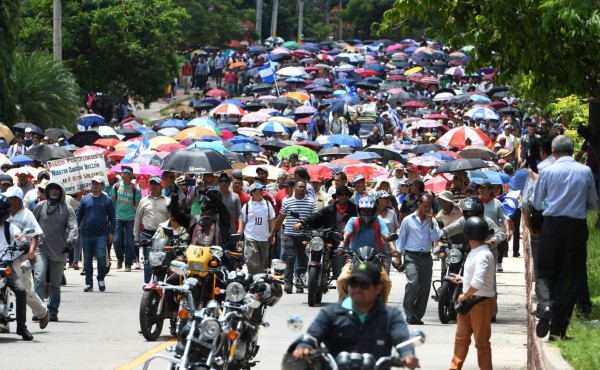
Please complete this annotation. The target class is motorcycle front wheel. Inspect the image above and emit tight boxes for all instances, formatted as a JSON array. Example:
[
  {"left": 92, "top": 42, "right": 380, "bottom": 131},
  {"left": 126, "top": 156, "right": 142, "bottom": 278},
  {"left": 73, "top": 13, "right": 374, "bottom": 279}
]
[
  {"left": 438, "top": 281, "right": 454, "bottom": 324},
  {"left": 307, "top": 267, "right": 319, "bottom": 307},
  {"left": 139, "top": 290, "right": 164, "bottom": 341}
]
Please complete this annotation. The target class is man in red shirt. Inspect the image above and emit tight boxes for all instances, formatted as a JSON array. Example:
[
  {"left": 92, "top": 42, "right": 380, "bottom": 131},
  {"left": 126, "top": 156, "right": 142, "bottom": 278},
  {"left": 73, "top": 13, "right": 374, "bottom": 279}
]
[
  {"left": 181, "top": 60, "right": 193, "bottom": 95},
  {"left": 232, "top": 170, "right": 249, "bottom": 206},
  {"left": 224, "top": 69, "right": 237, "bottom": 98}
]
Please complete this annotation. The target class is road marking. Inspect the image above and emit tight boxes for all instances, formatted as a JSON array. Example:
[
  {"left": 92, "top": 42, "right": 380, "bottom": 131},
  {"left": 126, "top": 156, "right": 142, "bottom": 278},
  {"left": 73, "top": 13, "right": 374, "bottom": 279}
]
[{"left": 116, "top": 338, "right": 177, "bottom": 370}]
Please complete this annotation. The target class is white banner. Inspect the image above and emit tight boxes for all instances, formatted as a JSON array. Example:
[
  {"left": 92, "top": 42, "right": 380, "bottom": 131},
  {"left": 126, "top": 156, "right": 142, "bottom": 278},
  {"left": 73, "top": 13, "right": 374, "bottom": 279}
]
[{"left": 46, "top": 154, "right": 108, "bottom": 194}]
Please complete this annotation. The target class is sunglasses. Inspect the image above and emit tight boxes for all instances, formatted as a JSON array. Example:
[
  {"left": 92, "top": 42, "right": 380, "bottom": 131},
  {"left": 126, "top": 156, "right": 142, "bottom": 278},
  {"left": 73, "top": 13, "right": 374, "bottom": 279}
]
[
  {"left": 218, "top": 179, "right": 231, "bottom": 183},
  {"left": 349, "top": 280, "right": 372, "bottom": 290}
]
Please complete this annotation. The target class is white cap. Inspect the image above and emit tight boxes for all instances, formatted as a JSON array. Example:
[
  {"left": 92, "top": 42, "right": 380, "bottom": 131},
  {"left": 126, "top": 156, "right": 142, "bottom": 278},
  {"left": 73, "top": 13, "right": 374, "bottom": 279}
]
[
  {"left": 25, "top": 128, "right": 33, "bottom": 133},
  {"left": 4, "top": 186, "right": 23, "bottom": 199},
  {"left": 91, "top": 176, "right": 106, "bottom": 184}
]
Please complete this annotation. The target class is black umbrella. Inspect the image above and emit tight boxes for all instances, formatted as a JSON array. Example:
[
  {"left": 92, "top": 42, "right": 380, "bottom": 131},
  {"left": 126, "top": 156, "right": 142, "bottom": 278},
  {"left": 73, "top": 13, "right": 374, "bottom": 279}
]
[
  {"left": 364, "top": 145, "right": 405, "bottom": 163},
  {"left": 13, "top": 122, "right": 44, "bottom": 136},
  {"left": 272, "top": 97, "right": 300, "bottom": 108},
  {"left": 260, "top": 139, "right": 290, "bottom": 152},
  {"left": 434, "top": 88, "right": 456, "bottom": 96},
  {"left": 413, "top": 143, "right": 444, "bottom": 155},
  {"left": 317, "top": 146, "right": 354, "bottom": 157},
  {"left": 498, "top": 106, "right": 519, "bottom": 114},
  {"left": 44, "top": 128, "right": 74, "bottom": 141},
  {"left": 116, "top": 128, "right": 142, "bottom": 140},
  {"left": 160, "top": 147, "right": 232, "bottom": 174},
  {"left": 25, "top": 144, "right": 74, "bottom": 162},
  {"left": 434, "top": 158, "right": 489, "bottom": 174},
  {"left": 222, "top": 151, "right": 246, "bottom": 163},
  {"left": 69, "top": 131, "right": 103, "bottom": 147},
  {"left": 244, "top": 102, "right": 268, "bottom": 112},
  {"left": 193, "top": 103, "right": 216, "bottom": 112},
  {"left": 251, "top": 84, "right": 274, "bottom": 93},
  {"left": 216, "top": 123, "right": 239, "bottom": 132},
  {"left": 311, "top": 87, "right": 333, "bottom": 95}
]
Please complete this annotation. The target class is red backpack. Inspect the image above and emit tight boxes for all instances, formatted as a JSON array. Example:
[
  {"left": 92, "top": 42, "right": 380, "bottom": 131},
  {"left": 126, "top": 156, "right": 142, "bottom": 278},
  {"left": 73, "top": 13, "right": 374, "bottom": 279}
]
[{"left": 350, "top": 217, "right": 384, "bottom": 252}]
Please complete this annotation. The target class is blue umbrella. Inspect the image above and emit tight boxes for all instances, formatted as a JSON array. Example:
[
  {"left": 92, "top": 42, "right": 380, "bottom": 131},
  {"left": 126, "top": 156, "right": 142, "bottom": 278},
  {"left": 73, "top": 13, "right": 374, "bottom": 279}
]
[
  {"left": 510, "top": 169, "right": 528, "bottom": 191},
  {"left": 12, "top": 155, "right": 35, "bottom": 165},
  {"left": 285, "top": 77, "right": 306, "bottom": 84},
  {"left": 160, "top": 119, "right": 188, "bottom": 129},
  {"left": 346, "top": 151, "right": 381, "bottom": 161},
  {"left": 422, "top": 152, "right": 454, "bottom": 161},
  {"left": 229, "top": 143, "right": 262, "bottom": 153},
  {"left": 228, "top": 136, "right": 255, "bottom": 145},
  {"left": 364, "top": 76, "right": 383, "bottom": 84},
  {"left": 219, "top": 99, "right": 245, "bottom": 107},
  {"left": 329, "top": 134, "right": 362, "bottom": 148},
  {"left": 216, "top": 123, "right": 238, "bottom": 132},
  {"left": 249, "top": 46, "right": 266, "bottom": 53},
  {"left": 188, "top": 141, "right": 227, "bottom": 152},
  {"left": 364, "top": 64, "right": 384, "bottom": 73},
  {"left": 77, "top": 114, "right": 106, "bottom": 127},
  {"left": 187, "top": 117, "right": 217, "bottom": 127},
  {"left": 334, "top": 78, "right": 356, "bottom": 86},
  {"left": 201, "top": 135, "right": 223, "bottom": 142}
]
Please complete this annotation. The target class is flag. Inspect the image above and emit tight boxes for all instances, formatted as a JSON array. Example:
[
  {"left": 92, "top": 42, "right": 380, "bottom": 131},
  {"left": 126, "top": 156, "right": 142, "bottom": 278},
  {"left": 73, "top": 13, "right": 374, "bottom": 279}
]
[
  {"left": 344, "top": 81, "right": 355, "bottom": 96},
  {"left": 498, "top": 190, "right": 521, "bottom": 218},
  {"left": 258, "top": 61, "right": 276, "bottom": 83}
]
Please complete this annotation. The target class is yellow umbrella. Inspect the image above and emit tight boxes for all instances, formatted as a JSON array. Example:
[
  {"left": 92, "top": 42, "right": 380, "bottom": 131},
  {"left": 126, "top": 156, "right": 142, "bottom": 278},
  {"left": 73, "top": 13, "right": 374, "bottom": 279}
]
[
  {"left": 149, "top": 136, "right": 178, "bottom": 150},
  {"left": 404, "top": 66, "right": 423, "bottom": 76},
  {"left": 285, "top": 92, "right": 310, "bottom": 103},
  {"left": 0, "top": 124, "right": 14, "bottom": 143},
  {"left": 268, "top": 116, "right": 297, "bottom": 128},
  {"left": 175, "top": 126, "right": 218, "bottom": 141},
  {"left": 114, "top": 141, "right": 131, "bottom": 151}
]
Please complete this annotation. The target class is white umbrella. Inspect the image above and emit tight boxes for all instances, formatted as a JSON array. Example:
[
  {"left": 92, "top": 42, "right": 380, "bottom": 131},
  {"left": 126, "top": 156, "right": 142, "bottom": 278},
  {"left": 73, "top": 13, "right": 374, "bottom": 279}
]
[
  {"left": 157, "top": 127, "right": 180, "bottom": 137},
  {"left": 237, "top": 127, "right": 264, "bottom": 137},
  {"left": 257, "top": 121, "right": 288, "bottom": 133},
  {"left": 432, "top": 92, "right": 455, "bottom": 101},
  {"left": 90, "top": 126, "right": 124, "bottom": 140},
  {"left": 276, "top": 66, "right": 310, "bottom": 78}
]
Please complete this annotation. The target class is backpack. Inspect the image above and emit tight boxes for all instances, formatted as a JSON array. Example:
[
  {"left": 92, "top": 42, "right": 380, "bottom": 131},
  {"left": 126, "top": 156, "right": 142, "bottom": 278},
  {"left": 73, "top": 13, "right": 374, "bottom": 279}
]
[
  {"left": 244, "top": 199, "right": 273, "bottom": 232},
  {"left": 3, "top": 221, "right": 10, "bottom": 245},
  {"left": 350, "top": 217, "right": 383, "bottom": 252},
  {"left": 114, "top": 182, "right": 138, "bottom": 204}
]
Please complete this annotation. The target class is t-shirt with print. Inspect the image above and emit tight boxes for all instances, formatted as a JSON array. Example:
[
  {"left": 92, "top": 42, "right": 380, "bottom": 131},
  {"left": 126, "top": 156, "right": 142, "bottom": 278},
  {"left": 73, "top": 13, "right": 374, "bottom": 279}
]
[
  {"left": 112, "top": 182, "right": 142, "bottom": 221},
  {"left": 241, "top": 199, "right": 276, "bottom": 241}
]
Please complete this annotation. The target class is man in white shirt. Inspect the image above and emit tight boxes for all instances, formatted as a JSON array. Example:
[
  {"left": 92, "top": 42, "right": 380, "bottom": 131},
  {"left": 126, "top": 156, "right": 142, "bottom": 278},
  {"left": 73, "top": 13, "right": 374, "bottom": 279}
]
[
  {"left": 238, "top": 183, "right": 276, "bottom": 274},
  {"left": 7, "top": 135, "right": 27, "bottom": 160},
  {"left": 291, "top": 122, "right": 309, "bottom": 142}
]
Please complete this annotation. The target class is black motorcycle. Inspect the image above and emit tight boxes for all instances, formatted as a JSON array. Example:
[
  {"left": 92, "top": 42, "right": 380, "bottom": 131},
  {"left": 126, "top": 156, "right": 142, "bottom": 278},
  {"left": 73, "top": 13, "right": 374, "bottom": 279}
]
[{"left": 430, "top": 238, "right": 468, "bottom": 324}]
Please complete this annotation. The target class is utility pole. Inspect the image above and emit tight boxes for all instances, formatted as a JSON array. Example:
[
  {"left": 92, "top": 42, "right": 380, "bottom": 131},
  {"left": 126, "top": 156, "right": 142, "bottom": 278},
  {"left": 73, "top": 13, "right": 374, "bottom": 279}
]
[
  {"left": 338, "top": 0, "right": 343, "bottom": 40},
  {"left": 297, "top": 0, "right": 304, "bottom": 43},
  {"left": 256, "top": 0, "right": 263, "bottom": 44},
  {"left": 270, "top": 0, "right": 279, "bottom": 37},
  {"left": 53, "top": 0, "right": 62, "bottom": 61}
]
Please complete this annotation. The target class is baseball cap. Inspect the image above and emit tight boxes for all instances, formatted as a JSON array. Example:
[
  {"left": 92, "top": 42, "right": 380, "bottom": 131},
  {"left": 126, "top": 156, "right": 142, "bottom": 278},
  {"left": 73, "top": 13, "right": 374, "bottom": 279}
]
[
  {"left": 285, "top": 179, "right": 296, "bottom": 188},
  {"left": 353, "top": 174, "right": 365, "bottom": 184},
  {"left": 25, "top": 128, "right": 32, "bottom": 133},
  {"left": 349, "top": 262, "right": 382, "bottom": 285},
  {"left": 256, "top": 166, "right": 268, "bottom": 174},
  {"left": 121, "top": 166, "right": 133, "bottom": 174},
  {"left": 232, "top": 169, "right": 243, "bottom": 179},
  {"left": 91, "top": 176, "right": 106, "bottom": 184},
  {"left": 4, "top": 186, "right": 23, "bottom": 199},
  {"left": 149, "top": 176, "right": 162, "bottom": 185},
  {"left": 0, "top": 174, "right": 13, "bottom": 185},
  {"left": 248, "top": 183, "right": 265, "bottom": 193},
  {"left": 38, "top": 179, "right": 49, "bottom": 191}
]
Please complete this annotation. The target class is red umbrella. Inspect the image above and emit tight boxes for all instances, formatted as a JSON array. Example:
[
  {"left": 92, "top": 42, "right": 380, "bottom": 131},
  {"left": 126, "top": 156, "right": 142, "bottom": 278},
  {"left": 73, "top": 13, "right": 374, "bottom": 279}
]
[
  {"left": 402, "top": 101, "right": 427, "bottom": 108},
  {"left": 295, "top": 141, "right": 320, "bottom": 150},
  {"left": 330, "top": 158, "right": 362, "bottom": 165},
  {"left": 206, "top": 89, "right": 228, "bottom": 98},
  {"left": 437, "top": 126, "right": 490, "bottom": 149},
  {"left": 107, "top": 150, "right": 127, "bottom": 161},
  {"left": 94, "top": 138, "right": 121, "bottom": 147},
  {"left": 343, "top": 164, "right": 388, "bottom": 183},
  {"left": 156, "top": 143, "right": 186, "bottom": 152},
  {"left": 287, "top": 165, "right": 333, "bottom": 180},
  {"left": 424, "top": 174, "right": 454, "bottom": 193},
  {"left": 220, "top": 130, "right": 235, "bottom": 140},
  {"left": 354, "top": 68, "right": 378, "bottom": 77},
  {"left": 438, "top": 150, "right": 461, "bottom": 159},
  {"left": 296, "top": 117, "right": 312, "bottom": 125},
  {"left": 485, "top": 101, "right": 508, "bottom": 111},
  {"left": 425, "top": 113, "right": 450, "bottom": 121}
]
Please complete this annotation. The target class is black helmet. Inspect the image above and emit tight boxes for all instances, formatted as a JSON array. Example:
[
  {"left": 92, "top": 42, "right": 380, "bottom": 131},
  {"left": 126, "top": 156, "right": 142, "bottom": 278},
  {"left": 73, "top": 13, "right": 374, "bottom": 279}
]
[
  {"left": 462, "top": 196, "right": 484, "bottom": 219},
  {"left": 464, "top": 216, "right": 490, "bottom": 241},
  {"left": 0, "top": 194, "right": 11, "bottom": 224}
]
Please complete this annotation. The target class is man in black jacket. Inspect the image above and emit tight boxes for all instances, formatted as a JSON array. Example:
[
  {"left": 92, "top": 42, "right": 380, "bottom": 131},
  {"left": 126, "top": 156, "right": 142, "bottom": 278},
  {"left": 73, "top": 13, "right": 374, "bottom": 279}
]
[{"left": 287, "top": 262, "right": 419, "bottom": 368}]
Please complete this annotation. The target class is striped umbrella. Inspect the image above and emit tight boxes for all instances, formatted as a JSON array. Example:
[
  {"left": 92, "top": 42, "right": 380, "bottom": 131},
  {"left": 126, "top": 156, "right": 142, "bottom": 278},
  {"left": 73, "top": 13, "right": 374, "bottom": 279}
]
[
  {"left": 210, "top": 104, "right": 246, "bottom": 116},
  {"left": 257, "top": 121, "right": 288, "bottom": 133},
  {"left": 437, "top": 126, "right": 490, "bottom": 149}
]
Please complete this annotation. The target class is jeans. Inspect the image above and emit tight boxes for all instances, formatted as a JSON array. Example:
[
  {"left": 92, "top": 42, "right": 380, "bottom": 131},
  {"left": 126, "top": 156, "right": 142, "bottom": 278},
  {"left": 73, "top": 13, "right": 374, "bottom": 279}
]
[
  {"left": 114, "top": 219, "right": 135, "bottom": 266},
  {"left": 33, "top": 253, "right": 63, "bottom": 315},
  {"left": 226, "top": 83, "right": 236, "bottom": 98},
  {"left": 140, "top": 231, "right": 154, "bottom": 284},
  {"left": 82, "top": 234, "right": 108, "bottom": 286},
  {"left": 282, "top": 235, "right": 310, "bottom": 286},
  {"left": 5, "top": 268, "right": 26, "bottom": 328}
]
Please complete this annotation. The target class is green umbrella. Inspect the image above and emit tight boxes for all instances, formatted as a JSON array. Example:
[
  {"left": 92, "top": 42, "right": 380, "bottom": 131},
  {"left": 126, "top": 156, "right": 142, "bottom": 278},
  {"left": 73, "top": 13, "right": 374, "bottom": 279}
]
[
  {"left": 279, "top": 145, "right": 319, "bottom": 164},
  {"left": 282, "top": 41, "right": 300, "bottom": 50}
]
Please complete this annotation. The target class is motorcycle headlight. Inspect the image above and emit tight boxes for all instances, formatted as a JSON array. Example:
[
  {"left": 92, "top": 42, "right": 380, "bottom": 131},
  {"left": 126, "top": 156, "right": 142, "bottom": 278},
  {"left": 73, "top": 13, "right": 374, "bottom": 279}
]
[
  {"left": 188, "top": 262, "right": 204, "bottom": 272},
  {"left": 151, "top": 238, "right": 169, "bottom": 251},
  {"left": 447, "top": 248, "right": 462, "bottom": 264},
  {"left": 309, "top": 237, "right": 324, "bottom": 252},
  {"left": 226, "top": 282, "right": 246, "bottom": 302},
  {"left": 244, "top": 294, "right": 261, "bottom": 309},
  {"left": 200, "top": 318, "right": 221, "bottom": 340},
  {"left": 149, "top": 251, "right": 166, "bottom": 267}
]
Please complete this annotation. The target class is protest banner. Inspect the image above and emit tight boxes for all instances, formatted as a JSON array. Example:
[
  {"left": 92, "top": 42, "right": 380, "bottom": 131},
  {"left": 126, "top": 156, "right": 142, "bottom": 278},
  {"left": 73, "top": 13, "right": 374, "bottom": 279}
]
[{"left": 46, "top": 154, "right": 108, "bottom": 194}]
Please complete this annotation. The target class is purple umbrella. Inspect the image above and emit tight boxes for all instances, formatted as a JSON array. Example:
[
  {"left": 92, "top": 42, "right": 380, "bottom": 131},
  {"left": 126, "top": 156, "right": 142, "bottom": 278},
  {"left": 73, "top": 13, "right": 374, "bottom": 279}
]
[{"left": 111, "top": 163, "right": 163, "bottom": 176}]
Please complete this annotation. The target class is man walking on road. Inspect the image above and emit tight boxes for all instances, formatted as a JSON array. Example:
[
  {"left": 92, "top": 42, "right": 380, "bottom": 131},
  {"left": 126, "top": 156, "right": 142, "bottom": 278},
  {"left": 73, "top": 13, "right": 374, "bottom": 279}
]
[
  {"left": 181, "top": 60, "right": 193, "bottom": 95},
  {"left": 77, "top": 176, "right": 116, "bottom": 292},
  {"left": 533, "top": 135, "right": 597, "bottom": 341},
  {"left": 112, "top": 166, "right": 141, "bottom": 271},
  {"left": 32, "top": 181, "right": 78, "bottom": 321},
  {"left": 195, "top": 57, "right": 210, "bottom": 91},
  {"left": 398, "top": 193, "right": 441, "bottom": 325}
]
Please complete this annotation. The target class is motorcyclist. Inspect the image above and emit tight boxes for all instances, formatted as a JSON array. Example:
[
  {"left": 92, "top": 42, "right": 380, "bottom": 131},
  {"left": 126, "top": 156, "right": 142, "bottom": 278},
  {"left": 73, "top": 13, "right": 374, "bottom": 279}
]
[
  {"left": 284, "top": 262, "right": 419, "bottom": 369},
  {"left": 0, "top": 194, "right": 33, "bottom": 340},
  {"left": 336, "top": 196, "right": 398, "bottom": 303}
]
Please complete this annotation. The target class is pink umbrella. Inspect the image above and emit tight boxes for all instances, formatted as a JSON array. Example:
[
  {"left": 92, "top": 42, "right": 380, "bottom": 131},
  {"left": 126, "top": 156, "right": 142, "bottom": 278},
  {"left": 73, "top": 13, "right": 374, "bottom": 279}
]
[
  {"left": 387, "top": 88, "right": 407, "bottom": 94},
  {"left": 270, "top": 47, "right": 291, "bottom": 55},
  {"left": 425, "top": 174, "right": 454, "bottom": 193},
  {"left": 385, "top": 43, "right": 404, "bottom": 52},
  {"left": 414, "top": 119, "right": 444, "bottom": 129},
  {"left": 205, "top": 89, "right": 227, "bottom": 97},
  {"left": 343, "top": 164, "right": 388, "bottom": 183},
  {"left": 111, "top": 163, "right": 162, "bottom": 176},
  {"left": 74, "top": 146, "right": 107, "bottom": 157},
  {"left": 156, "top": 143, "right": 186, "bottom": 152},
  {"left": 220, "top": 130, "right": 234, "bottom": 140}
]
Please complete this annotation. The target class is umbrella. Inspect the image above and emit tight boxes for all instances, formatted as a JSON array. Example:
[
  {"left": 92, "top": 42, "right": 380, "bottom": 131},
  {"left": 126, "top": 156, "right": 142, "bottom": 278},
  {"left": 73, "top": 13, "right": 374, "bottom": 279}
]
[
  {"left": 408, "top": 156, "right": 444, "bottom": 167},
  {"left": 272, "top": 96, "right": 300, "bottom": 107},
  {"left": 11, "top": 155, "right": 34, "bottom": 165},
  {"left": 241, "top": 112, "right": 270, "bottom": 124},
  {"left": 187, "top": 117, "right": 218, "bottom": 127},
  {"left": 432, "top": 92, "right": 455, "bottom": 102},
  {"left": 444, "top": 66, "right": 465, "bottom": 76},
  {"left": 294, "top": 106, "right": 317, "bottom": 115},
  {"left": 424, "top": 174, "right": 454, "bottom": 193},
  {"left": 74, "top": 145, "right": 106, "bottom": 157},
  {"left": 228, "top": 61, "right": 247, "bottom": 69},
  {"left": 257, "top": 121, "right": 288, "bottom": 133},
  {"left": 463, "top": 107, "right": 500, "bottom": 121},
  {"left": 244, "top": 102, "right": 268, "bottom": 112},
  {"left": 149, "top": 136, "right": 178, "bottom": 150},
  {"left": 328, "top": 134, "right": 362, "bottom": 148},
  {"left": 160, "top": 119, "right": 188, "bottom": 129},
  {"left": 156, "top": 143, "right": 186, "bottom": 152},
  {"left": 157, "top": 127, "right": 181, "bottom": 138},
  {"left": 111, "top": 163, "right": 162, "bottom": 176},
  {"left": 44, "top": 128, "right": 72, "bottom": 142},
  {"left": 317, "top": 147, "right": 354, "bottom": 158},
  {"left": 413, "top": 144, "right": 444, "bottom": 155},
  {"left": 277, "top": 66, "right": 309, "bottom": 78},
  {"left": 217, "top": 123, "right": 239, "bottom": 133},
  {"left": 94, "top": 138, "right": 121, "bottom": 147},
  {"left": 228, "top": 136, "right": 255, "bottom": 145},
  {"left": 107, "top": 150, "right": 127, "bottom": 161},
  {"left": 161, "top": 148, "right": 232, "bottom": 174},
  {"left": 132, "top": 152, "right": 167, "bottom": 166},
  {"left": 13, "top": 123, "right": 44, "bottom": 137},
  {"left": 0, "top": 125, "right": 14, "bottom": 143},
  {"left": 268, "top": 116, "right": 297, "bottom": 128},
  {"left": 242, "top": 165, "right": 284, "bottom": 180},
  {"left": 402, "top": 101, "right": 427, "bottom": 108},
  {"left": 25, "top": 144, "right": 74, "bottom": 162},
  {"left": 188, "top": 141, "right": 227, "bottom": 152},
  {"left": 205, "top": 89, "right": 227, "bottom": 97},
  {"left": 279, "top": 145, "right": 319, "bottom": 164},
  {"left": 251, "top": 84, "right": 274, "bottom": 94},
  {"left": 175, "top": 127, "right": 218, "bottom": 141},
  {"left": 287, "top": 165, "right": 333, "bottom": 180},
  {"left": 211, "top": 104, "right": 246, "bottom": 116},
  {"left": 260, "top": 139, "right": 289, "bottom": 152},
  {"left": 285, "top": 92, "right": 311, "bottom": 103},
  {"left": 414, "top": 119, "right": 444, "bottom": 129},
  {"left": 459, "top": 145, "right": 496, "bottom": 160},
  {"left": 220, "top": 99, "right": 245, "bottom": 107},
  {"left": 364, "top": 145, "right": 405, "bottom": 163},
  {"left": 229, "top": 143, "right": 263, "bottom": 153},
  {"left": 237, "top": 128, "right": 264, "bottom": 137},
  {"left": 343, "top": 163, "right": 388, "bottom": 182},
  {"left": 77, "top": 114, "right": 106, "bottom": 127},
  {"left": 354, "top": 82, "right": 380, "bottom": 90},
  {"left": 91, "top": 126, "right": 124, "bottom": 139},
  {"left": 422, "top": 152, "right": 456, "bottom": 161},
  {"left": 469, "top": 94, "right": 492, "bottom": 103},
  {"left": 346, "top": 151, "right": 381, "bottom": 161},
  {"left": 118, "top": 128, "right": 142, "bottom": 140},
  {"left": 404, "top": 67, "right": 423, "bottom": 75},
  {"left": 435, "top": 158, "right": 489, "bottom": 174},
  {"left": 282, "top": 41, "right": 300, "bottom": 50},
  {"left": 437, "top": 126, "right": 490, "bottom": 149}
]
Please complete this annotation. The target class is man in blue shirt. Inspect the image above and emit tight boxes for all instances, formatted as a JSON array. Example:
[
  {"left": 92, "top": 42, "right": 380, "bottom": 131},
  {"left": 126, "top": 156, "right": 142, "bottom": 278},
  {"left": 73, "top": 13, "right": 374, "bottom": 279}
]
[
  {"left": 398, "top": 193, "right": 442, "bottom": 324},
  {"left": 533, "top": 135, "right": 597, "bottom": 341}
]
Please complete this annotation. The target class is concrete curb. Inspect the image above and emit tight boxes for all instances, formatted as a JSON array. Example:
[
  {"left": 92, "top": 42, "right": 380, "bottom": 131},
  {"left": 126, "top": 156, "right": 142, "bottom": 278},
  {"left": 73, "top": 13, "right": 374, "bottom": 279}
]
[{"left": 523, "top": 228, "right": 573, "bottom": 370}]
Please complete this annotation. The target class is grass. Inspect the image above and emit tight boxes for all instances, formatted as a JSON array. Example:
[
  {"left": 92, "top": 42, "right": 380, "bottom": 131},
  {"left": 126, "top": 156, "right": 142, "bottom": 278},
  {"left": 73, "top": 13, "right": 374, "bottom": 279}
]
[
  {"left": 553, "top": 212, "right": 600, "bottom": 369},
  {"left": 158, "top": 96, "right": 192, "bottom": 116}
]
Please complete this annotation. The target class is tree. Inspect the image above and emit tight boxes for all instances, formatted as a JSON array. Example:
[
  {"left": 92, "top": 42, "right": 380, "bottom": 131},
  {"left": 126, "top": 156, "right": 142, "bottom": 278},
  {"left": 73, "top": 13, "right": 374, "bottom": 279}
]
[
  {"left": 342, "top": 0, "right": 396, "bottom": 40},
  {"left": 11, "top": 49, "right": 80, "bottom": 130},
  {"left": 19, "top": 0, "right": 188, "bottom": 108},
  {"left": 0, "top": 0, "right": 21, "bottom": 125}
]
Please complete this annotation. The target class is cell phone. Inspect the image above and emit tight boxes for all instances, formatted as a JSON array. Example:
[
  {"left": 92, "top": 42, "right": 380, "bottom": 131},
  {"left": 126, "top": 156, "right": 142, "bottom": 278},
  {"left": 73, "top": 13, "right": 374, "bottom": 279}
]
[{"left": 184, "top": 178, "right": 196, "bottom": 187}]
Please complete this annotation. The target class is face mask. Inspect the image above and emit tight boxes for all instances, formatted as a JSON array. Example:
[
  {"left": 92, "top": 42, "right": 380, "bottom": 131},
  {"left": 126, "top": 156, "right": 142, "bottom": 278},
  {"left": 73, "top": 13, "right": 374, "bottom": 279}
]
[{"left": 360, "top": 215, "right": 373, "bottom": 225}]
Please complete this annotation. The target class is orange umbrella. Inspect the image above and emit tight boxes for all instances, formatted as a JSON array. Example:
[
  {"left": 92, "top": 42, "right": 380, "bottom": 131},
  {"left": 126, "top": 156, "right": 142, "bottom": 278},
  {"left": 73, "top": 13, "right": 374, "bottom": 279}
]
[
  {"left": 229, "top": 61, "right": 246, "bottom": 69},
  {"left": 94, "top": 138, "right": 121, "bottom": 147},
  {"left": 285, "top": 92, "right": 310, "bottom": 102},
  {"left": 175, "top": 127, "right": 219, "bottom": 141}
]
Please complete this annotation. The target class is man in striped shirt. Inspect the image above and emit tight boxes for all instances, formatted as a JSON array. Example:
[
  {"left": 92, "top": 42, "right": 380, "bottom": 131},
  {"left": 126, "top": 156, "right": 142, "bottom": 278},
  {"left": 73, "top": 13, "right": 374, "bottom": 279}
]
[{"left": 270, "top": 181, "right": 317, "bottom": 293}]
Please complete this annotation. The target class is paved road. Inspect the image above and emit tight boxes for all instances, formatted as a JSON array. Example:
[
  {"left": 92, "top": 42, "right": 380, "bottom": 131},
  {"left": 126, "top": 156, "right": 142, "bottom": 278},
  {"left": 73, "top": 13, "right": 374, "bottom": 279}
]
[{"left": 1, "top": 254, "right": 527, "bottom": 370}]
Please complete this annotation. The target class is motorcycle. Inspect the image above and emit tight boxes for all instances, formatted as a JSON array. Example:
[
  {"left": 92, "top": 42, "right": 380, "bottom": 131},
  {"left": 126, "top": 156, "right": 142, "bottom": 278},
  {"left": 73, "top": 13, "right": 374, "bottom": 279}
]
[
  {"left": 138, "top": 233, "right": 188, "bottom": 341},
  {"left": 430, "top": 237, "right": 468, "bottom": 324},
  {"left": 0, "top": 228, "right": 35, "bottom": 328},
  {"left": 290, "top": 210, "right": 346, "bottom": 307}
]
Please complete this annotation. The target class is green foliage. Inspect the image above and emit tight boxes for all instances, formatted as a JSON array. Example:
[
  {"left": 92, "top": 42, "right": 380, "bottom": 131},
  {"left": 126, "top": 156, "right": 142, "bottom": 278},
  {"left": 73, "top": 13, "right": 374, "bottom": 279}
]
[
  {"left": 343, "top": 0, "right": 396, "bottom": 39},
  {"left": 11, "top": 49, "right": 80, "bottom": 130},
  {"left": 548, "top": 95, "right": 589, "bottom": 128},
  {"left": 0, "top": 0, "right": 21, "bottom": 125}
]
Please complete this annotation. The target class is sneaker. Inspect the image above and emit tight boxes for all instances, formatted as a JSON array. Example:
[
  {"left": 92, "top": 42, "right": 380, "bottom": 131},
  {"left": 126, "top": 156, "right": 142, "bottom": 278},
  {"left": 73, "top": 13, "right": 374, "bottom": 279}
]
[
  {"left": 72, "top": 262, "right": 79, "bottom": 270},
  {"left": 125, "top": 266, "right": 132, "bottom": 272},
  {"left": 134, "top": 262, "right": 142, "bottom": 270},
  {"left": 39, "top": 313, "right": 49, "bottom": 329},
  {"left": 32, "top": 314, "right": 39, "bottom": 322},
  {"left": 98, "top": 281, "right": 106, "bottom": 292},
  {"left": 80, "top": 269, "right": 86, "bottom": 276},
  {"left": 284, "top": 285, "right": 293, "bottom": 294},
  {"left": 49, "top": 313, "right": 58, "bottom": 322},
  {"left": 496, "top": 263, "right": 503, "bottom": 273},
  {"left": 83, "top": 285, "right": 93, "bottom": 292},
  {"left": 296, "top": 287, "right": 304, "bottom": 294},
  {"left": 117, "top": 260, "right": 123, "bottom": 269}
]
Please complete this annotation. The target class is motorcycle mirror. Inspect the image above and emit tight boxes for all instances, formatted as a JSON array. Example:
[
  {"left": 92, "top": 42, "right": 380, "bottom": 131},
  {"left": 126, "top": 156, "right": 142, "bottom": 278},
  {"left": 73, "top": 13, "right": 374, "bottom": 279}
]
[
  {"left": 409, "top": 330, "right": 426, "bottom": 346},
  {"left": 287, "top": 315, "right": 304, "bottom": 332},
  {"left": 386, "top": 233, "right": 399, "bottom": 242},
  {"left": 289, "top": 210, "right": 300, "bottom": 219},
  {"left": 209, "top": 245, "right": 224, "bottom": 258},
  {"left": 170, "top": 260, "right": 188, "bottom": 276},
  {"left": 331, "top": 232, "right": 344, "bottom": 242}
]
